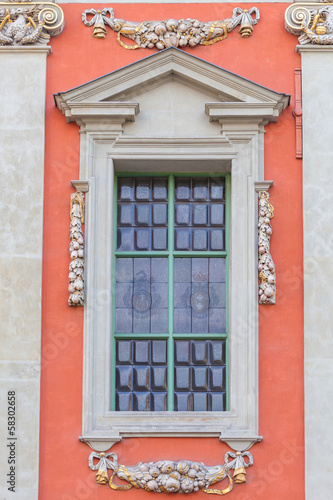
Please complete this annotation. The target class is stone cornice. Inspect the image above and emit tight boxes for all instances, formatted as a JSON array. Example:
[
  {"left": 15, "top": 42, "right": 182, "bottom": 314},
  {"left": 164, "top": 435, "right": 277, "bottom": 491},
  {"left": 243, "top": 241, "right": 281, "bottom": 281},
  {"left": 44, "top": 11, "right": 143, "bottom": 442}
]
[{"left": 0, "top": 45, "right": 51, "bottom": 53}]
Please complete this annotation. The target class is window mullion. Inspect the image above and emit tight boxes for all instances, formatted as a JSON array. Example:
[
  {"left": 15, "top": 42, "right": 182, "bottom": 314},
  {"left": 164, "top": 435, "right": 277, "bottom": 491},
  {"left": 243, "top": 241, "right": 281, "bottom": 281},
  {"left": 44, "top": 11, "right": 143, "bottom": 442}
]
[
  {"left": 167, "top": 174, "right": 175, "bottom": 411},
  {"left": 111, "top": 175, "right": 118, "bottom": 411}
]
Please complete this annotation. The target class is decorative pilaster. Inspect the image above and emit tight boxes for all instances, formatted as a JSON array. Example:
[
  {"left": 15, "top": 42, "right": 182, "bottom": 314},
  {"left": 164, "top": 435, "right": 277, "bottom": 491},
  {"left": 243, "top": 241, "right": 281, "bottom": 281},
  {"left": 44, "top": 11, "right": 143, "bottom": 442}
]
[
  {"left": 293, "top": 69, "right": 303, "bottom": 159},
  {"left": 68, "top": 181, "right": 89, "bottom": 307},
  {"left": 255, "top": 182, "right": 275, "bottom": 305}
]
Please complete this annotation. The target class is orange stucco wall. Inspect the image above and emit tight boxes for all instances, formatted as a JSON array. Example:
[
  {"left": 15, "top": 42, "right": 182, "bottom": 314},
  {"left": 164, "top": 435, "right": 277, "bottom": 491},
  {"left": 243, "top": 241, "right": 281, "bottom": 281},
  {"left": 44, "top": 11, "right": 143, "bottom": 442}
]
[{"left": 40, "top": 4, "right": 304, "bottom": 499}]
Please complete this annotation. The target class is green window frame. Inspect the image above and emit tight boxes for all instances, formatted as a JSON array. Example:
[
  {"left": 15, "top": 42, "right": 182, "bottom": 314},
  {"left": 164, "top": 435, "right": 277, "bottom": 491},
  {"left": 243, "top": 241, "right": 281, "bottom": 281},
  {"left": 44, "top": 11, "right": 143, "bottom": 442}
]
[{"left": 112, "top": 173, "right": 230, "bottom": 412}]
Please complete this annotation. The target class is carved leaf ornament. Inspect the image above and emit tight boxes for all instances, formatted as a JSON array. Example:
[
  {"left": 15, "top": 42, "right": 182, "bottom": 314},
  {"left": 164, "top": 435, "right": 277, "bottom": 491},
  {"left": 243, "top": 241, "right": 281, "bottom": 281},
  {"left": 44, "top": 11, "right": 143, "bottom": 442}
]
[
  {"left": 258, "top": 191, "right": 276, "bottom": 304},
  {"left": 88, "top": 451, "right": 253, "bottom": 495},
  {"left": 82, "top": 6, "right": 260, "bottom": 49},
  {"left": 68, "top": 191, "right": 85, "bottom": 306}
]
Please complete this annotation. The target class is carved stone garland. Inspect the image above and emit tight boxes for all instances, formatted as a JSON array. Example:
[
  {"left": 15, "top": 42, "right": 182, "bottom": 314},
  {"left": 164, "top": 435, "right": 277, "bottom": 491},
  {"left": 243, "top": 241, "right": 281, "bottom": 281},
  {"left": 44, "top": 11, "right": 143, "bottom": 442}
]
[
  {"left": 0, "top": 0, "right": 64, "bottom": 46},
  {"left": 88, "top": 451, "right": 253, "bottom": 495},
  {"left": 285, "top": 0, "right": 333, "bottom": 45},
  {"left": 68, "top": 191, "right": 85, "bottom": 306},
  {"left": 258, "top": 191, "right": 276, "bottom": 305},
  {"left": 82, "top": 7, "right": 260, "bottom": 50}
]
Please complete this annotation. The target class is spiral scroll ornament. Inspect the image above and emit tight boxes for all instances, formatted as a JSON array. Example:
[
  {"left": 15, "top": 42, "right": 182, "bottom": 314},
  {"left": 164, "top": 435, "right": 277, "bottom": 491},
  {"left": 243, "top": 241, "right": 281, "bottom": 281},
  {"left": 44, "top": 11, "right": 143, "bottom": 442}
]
[
  {"left": 285, "top": 2, "right": 333, "bottom": 44},
  {"left": 0, "top": 1, "right": 64, "bottom": 45},
  {"left": 38, "top": 5, "right": 64, "bottom": 37},
  {"left": 285, "top": 5, "right": 312, "bottom": 35}
]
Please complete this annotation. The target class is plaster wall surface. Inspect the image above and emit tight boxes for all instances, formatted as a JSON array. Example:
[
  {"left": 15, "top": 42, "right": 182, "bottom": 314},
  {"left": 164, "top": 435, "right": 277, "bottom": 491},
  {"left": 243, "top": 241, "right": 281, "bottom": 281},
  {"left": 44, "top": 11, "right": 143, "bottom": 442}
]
[
  {"left": 0, "top": 47, "right": 49, "bottom": 500},
  {"left": 299, "top": 46, "right": 333, "bottom": 500}
]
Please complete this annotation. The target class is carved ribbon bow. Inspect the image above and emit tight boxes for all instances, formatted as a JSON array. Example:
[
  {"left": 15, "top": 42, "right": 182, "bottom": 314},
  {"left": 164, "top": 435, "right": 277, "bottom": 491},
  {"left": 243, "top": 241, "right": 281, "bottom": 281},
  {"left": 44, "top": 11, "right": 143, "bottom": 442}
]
[
  {"left": 82, "top": 8, "right": 114, "bottom": 38},
  {"left": 89, "top": 452, "right": 118, "bottom": 484},
  {"left": 225, "top": 451, "right": 253, "bottom": 484},
  {"left": 230, "top": 7, "right": 260, "bottom": 36}
]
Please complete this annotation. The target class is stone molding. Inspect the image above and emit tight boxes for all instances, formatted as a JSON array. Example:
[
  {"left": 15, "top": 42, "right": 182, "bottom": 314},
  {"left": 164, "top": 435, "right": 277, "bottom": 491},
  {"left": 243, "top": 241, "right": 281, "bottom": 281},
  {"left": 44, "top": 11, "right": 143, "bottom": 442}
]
[
  {"left": 296, "top": 43, "right": 333, "bottom": 51},
  {"left": 55, "top": 48, "right": 288, "bottom": 453},
  {"left": 0, "top": 44, "right": 51, "bottom": 52}
]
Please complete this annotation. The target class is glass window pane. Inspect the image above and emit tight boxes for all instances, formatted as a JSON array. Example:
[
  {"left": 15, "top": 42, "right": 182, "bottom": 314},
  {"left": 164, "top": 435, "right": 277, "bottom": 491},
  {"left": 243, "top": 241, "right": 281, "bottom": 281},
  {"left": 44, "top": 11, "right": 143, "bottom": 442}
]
[
  {"left": 115, "top": 176, "right": 228, "bottom": 412},
  {"left": 117, "top": 177, "right": 168, "bottom": 252},
  {"left": 116, "top": 258, "right": 168, "bottom": 334},
  {"left": 116, "top": 340, "right": 167, "bottom": 411},
  {"left": 174, "top": 340, "right": 226, "bottom": 411},
  {"left": 174, "top": 177, "right": 225, "bottom": 251}
]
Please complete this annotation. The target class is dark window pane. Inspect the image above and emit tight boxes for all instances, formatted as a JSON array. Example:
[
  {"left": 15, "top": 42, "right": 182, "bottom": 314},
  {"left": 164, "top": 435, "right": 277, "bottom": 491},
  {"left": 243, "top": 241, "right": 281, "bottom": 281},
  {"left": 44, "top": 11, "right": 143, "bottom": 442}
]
[
  {"left": 117, "top": 177, "right": 168, "bottom": 252},
  {"left": 192, "top": 341, "right": 208, "bottom": 364},
  {"left": 174, "top": 258, "right": 191, "bottom": 283},
  {"left": 116, "top": 366, "right": 132, "bottom": 391},
  {"left": 153, "top": 204, "right": 167, "bottom": 225},
  {"left": 193, "top": 393, "right": 208, "bottom": 411},
  {"left": 174, "top": 393, "right": 192, "bottom": 411},
  {"left": 210, "top": 178, "right": 224, "bottom": 200},
  {"left": 208, "top": 258, "right": 226, "bottom": 283},
  {"left": 135, "top": 204, "right": 150, "bottom": 226},
  {"left": 209, "top": 340, "right": 226, "bottom": 365},
  {"left": 133, "top": 392, "right": 150, "bottom": 411},
  {"left": 209, "top": 393, "right": 226, "bottom": 411},
  {"left": 174, "top": 341, "right": 190, "bottom": 365},
  {"left": 152, "top": 393, "right": 167, "bottom": 411},
  {"left": 175, "top": 204, "right": 190, "bottom": 225},
  {"left": 153, "top": 178, "right": 168, "bottom": 200},
  {"left": 116, "top": 392, "right": 133, "bottom": 411},
  {"left": 193, "top": 230, "right": 208, "bottom": 250},
  {"left": 152, "top": 228, "right": 167, "bottom": 250},
  {"left": 116, "top": 258, "right": 168, "bottom": 334},
  {"left": 192, "top": 366, "right": 209, "bottom": 390},
  {"left": 210, "top": 229, "right": 224, "bottom": 251},
  {"left": 117, "top": 341, "right": 133, "bottom": 364},
  {"left": 151, "top": 308, "right": 168, "bottom": 333},
  {"left": 210, "top": 204, "right": 224, "bottom": 226},
  {"left": 193, "top": 179, "right": 208, "bottom": 200},
  {"left": 118, "top": 178, "right": 134, "bottom": 201},
  {"left": 116, "top": 340, "right": 167, "bottom": 412},
  {"left": 175, "top": 229, "right": 190, "bottom": 251},
  {"left": 117, "top": 228, "right": 134, "bottom": 251},
  {"left": 175, "top": 178, "right": 191, "bottom": 200},
  {"left": 118, "top": 203, "right": 133, "bottom": 226},
  {"left": 133, "top": 366, "right": 150, "bottom": 390},
  {"left": 152, "top": 340, "right": 167, "bottom": 364},
  {"left": 151, "top": 258, "right": 168, "bottom": 283},
  {"left": 136, "top": 179, "right": 150, "bottom": 200},
  {"left": 134, "top": 341, "right": 150, "bottom": 364},
  {"left": 116, "top": 258, "right": 133, "bottom": 282},
  {"left": 209, "top": 366, "right": 226, "bottom": 391},
  {"left": 151, "top": 367, "right": 167, "bottom": 391},
  {"left": 193, "top": 204, "right": 208, "bottom": 225},
  {"left": 175, "top": 367, "right": 191, "bottom": 391}
]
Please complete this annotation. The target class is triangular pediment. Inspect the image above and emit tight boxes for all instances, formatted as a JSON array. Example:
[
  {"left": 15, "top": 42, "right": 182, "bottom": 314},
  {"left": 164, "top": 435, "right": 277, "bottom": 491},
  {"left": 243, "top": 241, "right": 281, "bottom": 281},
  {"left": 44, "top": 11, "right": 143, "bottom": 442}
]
[{"left": 55, "top": 47, "right": 289, "bottom": 126}]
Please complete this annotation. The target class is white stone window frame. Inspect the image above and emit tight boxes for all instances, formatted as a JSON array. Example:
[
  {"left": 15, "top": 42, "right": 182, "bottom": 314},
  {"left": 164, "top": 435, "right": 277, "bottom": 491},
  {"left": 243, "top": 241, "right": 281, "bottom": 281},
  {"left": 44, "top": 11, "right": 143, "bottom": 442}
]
[{"left": 55, "top": 48, "right": 289, "bottom": 453}]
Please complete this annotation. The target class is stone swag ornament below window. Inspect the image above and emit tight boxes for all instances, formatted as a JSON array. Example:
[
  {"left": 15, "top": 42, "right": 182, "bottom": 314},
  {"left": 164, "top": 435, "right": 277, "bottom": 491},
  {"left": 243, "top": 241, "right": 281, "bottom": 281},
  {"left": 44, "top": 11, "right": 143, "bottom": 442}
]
[
  {"left": 82, "top": 6, "right": 260, "bottom": 50},
  {"left": 88, "top": 451, "right": 253, "bottom": 495}
]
